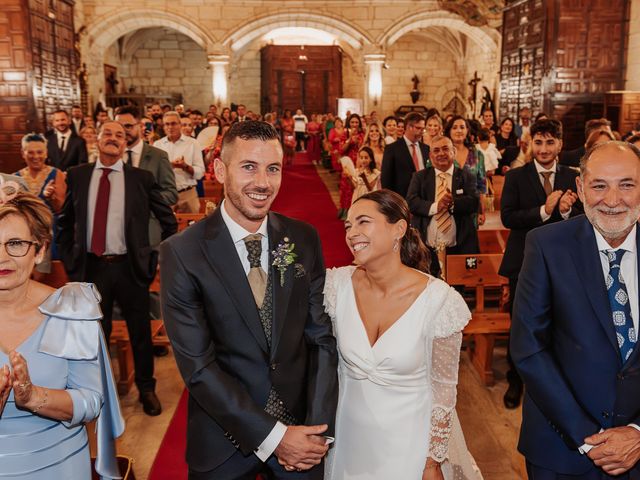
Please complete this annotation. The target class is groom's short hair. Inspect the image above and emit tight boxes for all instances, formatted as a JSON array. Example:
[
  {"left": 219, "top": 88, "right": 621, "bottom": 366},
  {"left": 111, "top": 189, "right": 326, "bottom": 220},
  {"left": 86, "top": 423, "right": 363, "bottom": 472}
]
[{"left": 221, "top": 120, "right": 281, "bottom": 164}]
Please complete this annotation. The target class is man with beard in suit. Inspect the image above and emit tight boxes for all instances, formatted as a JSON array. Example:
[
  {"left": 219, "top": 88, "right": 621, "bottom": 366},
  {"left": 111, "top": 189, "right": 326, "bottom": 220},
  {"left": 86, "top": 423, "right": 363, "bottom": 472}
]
[
  {"left": 57, "top": 121, "right": 177, "bottom": 416},
  {"left": 499, "top": 119, "right": 582, "bottom": 409},
  {"left": 46, "top": 110, "right": 88, "bottom": 171},
  {"left": 160, "top": 121, "right": 338, "bottom": 479}
]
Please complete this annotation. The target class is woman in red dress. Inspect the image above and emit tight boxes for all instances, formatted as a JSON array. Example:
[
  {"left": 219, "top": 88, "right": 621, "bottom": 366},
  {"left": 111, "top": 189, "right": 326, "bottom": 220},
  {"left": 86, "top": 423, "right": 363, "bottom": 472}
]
[
  {"left": 280, "top": 109, "right": 295, "bottom": 166},
  {"left": 336, "top": 113, "right": 364, "bottom": 219},
  {"left": 306, "top": 113, "right": 322, "bottom": 164}
]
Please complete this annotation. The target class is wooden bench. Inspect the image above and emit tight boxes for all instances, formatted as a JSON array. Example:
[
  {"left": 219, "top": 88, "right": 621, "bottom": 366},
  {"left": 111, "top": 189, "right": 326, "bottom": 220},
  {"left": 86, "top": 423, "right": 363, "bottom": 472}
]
[
  {"left": 490, "top": 175, "right": 505, "bottom": 210},
  {"left": 478, "top": 229, "right": 510, "bottom": 254},
  {"left": 110, "top": 319, "right": 169, "bottom": 395},
  {"left": 446, "top": 253, "right": 511, "bottom": 386},
  {"left": 176, "top": 212, "right": 206, "bottom": 232}
]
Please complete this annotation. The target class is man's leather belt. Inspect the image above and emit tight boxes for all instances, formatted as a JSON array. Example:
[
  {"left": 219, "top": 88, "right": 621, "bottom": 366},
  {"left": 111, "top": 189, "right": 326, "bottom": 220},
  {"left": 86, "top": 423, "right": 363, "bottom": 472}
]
[
  {"left": 88, "top": 253, "right": 127, "bottom": 263},
  {"left": 178, "top": 185, "right": 195, "bottom": 193}
]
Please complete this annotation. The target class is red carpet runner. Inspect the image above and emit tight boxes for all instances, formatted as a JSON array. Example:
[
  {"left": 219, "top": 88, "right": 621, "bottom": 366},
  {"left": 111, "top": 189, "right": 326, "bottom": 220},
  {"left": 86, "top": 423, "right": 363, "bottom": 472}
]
[{"left": 148, "top": 153, "right": 352, "bottom": 479}]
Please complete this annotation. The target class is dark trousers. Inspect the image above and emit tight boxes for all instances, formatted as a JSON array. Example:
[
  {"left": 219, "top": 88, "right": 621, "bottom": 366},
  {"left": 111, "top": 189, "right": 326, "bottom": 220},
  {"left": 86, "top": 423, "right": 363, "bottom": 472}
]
[
  {"left": 86, "top": 254, "right": 156, "bottom": 392},
  {"left": 526, "top": 461, "right": 637, "bottom": 479},
  {"left": 507, "top": 276, "right": 522, "bottom": 386},
  {"left": 189, "top": 451, "right": 324, "bottom": 480}
]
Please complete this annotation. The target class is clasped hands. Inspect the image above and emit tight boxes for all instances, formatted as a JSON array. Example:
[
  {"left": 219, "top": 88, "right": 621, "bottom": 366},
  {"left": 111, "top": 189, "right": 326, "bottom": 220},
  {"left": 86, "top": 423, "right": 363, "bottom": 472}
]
[
  {"left": 0, "top": 351, "right": 42, "bottom": 416},
  {"left": 585, "top": 426, "right": 640, "bottom": 476},
  {"left": 545, "top": 189, "right": 578, "bottom": 216},
  {"left": 437, "top": 191, "right": 453, "bottom": 214},
  {"left": 275, "top": 424, "right": 330, "bottom": 472}
]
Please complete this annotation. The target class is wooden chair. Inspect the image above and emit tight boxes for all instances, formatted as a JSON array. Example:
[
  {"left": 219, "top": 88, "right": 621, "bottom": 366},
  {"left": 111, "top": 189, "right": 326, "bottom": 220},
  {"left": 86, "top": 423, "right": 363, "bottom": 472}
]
[
  {"left": 446, "top": 253, "right": 511, "bottom": 386},
  {"left": 39, "top": 260, "right": 69, "bottom": 288},
  {"left": 176, "top": 212, "right": 206, "bottom": 232},
  {"left": 478, "top": 229, "right": 510, "bottom": 254}
]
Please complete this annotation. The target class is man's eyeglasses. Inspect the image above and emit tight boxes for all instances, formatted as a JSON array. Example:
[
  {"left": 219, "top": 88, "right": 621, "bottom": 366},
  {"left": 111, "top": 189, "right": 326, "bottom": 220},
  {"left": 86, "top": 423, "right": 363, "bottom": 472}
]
[
  {"left": 1, "top": 240, "right": 39, "bottom": 257},
  {"left": 432, "top": 146, "right": 452, "bottom": 155}
]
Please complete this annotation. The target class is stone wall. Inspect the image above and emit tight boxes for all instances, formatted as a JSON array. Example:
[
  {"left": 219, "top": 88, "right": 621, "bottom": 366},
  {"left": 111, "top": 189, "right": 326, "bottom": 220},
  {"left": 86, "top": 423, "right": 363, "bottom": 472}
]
[
  {"left": 124, "top": 30, "right": 212, "bottom": 110},
  {"left": 229, "top": 43, "right": 261, "bottom": 113}
]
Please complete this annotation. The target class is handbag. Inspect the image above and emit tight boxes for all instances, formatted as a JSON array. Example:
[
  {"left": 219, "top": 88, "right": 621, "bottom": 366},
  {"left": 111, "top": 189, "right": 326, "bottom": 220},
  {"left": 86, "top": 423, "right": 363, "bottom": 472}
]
[{"left": 91, "top": 455, "right": 136, "bottom": 480}]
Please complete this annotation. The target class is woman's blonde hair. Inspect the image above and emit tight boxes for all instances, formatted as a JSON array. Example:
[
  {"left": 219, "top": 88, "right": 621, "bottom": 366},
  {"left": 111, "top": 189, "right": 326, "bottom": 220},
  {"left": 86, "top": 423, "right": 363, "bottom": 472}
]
[{"left": 0, "top": 190, "right": 53, "bottom": 251}]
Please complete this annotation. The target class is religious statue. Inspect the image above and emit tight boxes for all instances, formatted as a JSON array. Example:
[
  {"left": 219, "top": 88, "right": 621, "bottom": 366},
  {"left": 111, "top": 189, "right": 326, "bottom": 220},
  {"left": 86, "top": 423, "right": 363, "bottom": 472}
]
[
  {"left": 467, "top": 71, "right": 481, "bottom": 118},
  {"left": 410, "top": 74, "right": 421, "bottom": 104},
  {"left": 480, "top": 86, "right": 495, "bottom": 120}
]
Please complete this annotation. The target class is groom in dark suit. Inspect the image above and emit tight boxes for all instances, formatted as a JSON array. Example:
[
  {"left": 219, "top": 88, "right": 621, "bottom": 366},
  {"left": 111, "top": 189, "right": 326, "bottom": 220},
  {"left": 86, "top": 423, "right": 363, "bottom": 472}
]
[
  {"left": 512, "top": 141, "right": 640, "bottom": 479},
  {"left": 160, "top": 121, "right": 338, "bottom": 479},
  {"left": 57, "top": 121, "right": 177, "bottom": 416}
]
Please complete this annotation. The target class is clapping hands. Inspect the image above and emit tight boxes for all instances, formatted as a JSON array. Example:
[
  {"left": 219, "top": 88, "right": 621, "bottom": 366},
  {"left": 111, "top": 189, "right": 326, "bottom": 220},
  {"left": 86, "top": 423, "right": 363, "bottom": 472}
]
[
  {"left": 9, "top": 351, "right": 35, "bottom": 410},
  {"left": 0, "top": 365, "right": 10, "bottom": 417},
  {"left": 559, "top": 189, "right": 578, "bottom": 214}
]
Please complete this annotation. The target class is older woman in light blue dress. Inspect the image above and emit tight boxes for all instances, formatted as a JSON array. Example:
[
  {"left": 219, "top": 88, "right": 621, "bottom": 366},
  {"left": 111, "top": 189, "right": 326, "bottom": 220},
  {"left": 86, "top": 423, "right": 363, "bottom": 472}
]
[{"left": 0, "top": 185, "right": 123, "bottom": 479}]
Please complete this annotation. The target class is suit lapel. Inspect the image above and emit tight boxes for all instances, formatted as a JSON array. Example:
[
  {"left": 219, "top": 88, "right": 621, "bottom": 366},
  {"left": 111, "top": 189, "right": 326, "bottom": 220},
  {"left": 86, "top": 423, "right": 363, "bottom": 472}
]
[
  {"left": 399, "top": 139, "right": 415, "bottom": 173},
  {"left": 425, "top": 168, "right": 436, "bottom": 200},
  {"left": 200, "top": 209, "right": 269, "bottom": 353},
  {"left": 268, "top": 212, "right": 293, "bottom": 358},
  {"left": 123, "top": 163, "right": 135, "bottom": 229},
  {"left": 77, "top": 164, "right": 95, "bottom": 242},
  {"left": 139, "top": 143, "right": 151, "bottom": 169},
  {"left": 569, "top": 217, "right": 620, "bottom": 355},
  {"left": 525, "top": 162, "right": 547, "bottom": 205}
]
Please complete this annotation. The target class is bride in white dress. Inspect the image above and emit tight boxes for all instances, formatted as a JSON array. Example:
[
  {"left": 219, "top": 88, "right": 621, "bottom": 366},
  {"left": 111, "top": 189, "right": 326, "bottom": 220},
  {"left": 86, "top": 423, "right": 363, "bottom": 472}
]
[{"left": 323, "top": 190, "right": 481, "bottom": 480}]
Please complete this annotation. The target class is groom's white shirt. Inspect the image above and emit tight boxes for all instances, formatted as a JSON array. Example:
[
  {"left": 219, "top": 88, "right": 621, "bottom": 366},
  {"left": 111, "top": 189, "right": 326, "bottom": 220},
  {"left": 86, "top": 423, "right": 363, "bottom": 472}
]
[{"left": 220, "top": 200, "right": 287, "bottom": 460}]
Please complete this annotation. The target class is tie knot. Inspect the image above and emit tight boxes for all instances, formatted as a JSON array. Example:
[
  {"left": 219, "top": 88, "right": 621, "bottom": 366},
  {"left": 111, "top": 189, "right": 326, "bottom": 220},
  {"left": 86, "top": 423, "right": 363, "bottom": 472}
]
[
  {"left": 244, "top": 234, "right": 263, "bottom": 268},
  {"left": 100, "top": 167, "right": 112, "bottom": 178},
  {"left": 606, "top": 249, "right": 626, "bottom": 268},
  {"left": 540, "top": 171, "right": 553, "bottom": 180}
]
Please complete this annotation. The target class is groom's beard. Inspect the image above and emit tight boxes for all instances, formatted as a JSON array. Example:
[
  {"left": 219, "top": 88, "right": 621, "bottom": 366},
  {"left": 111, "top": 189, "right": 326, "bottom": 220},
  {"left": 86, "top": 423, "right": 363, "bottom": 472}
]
[{"left": 226, "top": 185, "right": 277, "bottom": 221}]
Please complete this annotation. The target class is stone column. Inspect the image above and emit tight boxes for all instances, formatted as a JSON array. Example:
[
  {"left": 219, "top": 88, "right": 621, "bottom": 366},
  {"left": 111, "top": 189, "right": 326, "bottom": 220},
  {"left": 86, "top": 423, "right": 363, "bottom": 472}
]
[
  {"left": 363, "top": 53, "right": 386, "bottom": 114},
  {"left": 208, "top": 54, "right": 230, "bottom": 107}
]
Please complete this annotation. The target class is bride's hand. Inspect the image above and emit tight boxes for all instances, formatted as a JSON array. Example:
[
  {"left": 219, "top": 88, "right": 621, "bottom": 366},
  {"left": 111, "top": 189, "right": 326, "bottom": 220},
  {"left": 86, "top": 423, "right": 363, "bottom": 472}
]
[{"left": 422, "top": 459, "right": 444, "bottom": 480}]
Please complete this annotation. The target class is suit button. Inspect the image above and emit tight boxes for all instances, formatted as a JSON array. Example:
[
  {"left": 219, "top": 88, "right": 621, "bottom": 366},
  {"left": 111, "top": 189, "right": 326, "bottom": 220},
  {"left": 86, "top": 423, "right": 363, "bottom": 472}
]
[
  {"left": 618, "top": 373, "right": 624, "bottom": 380},
  {"left": 279, "top": 400, "right": 284, "bottom": 405},
  {"left": 270, "top": 363, "right": 277, "bottom": 370},
  {"left": 602, "top": 411, "right": 610, "bottom": 418}
]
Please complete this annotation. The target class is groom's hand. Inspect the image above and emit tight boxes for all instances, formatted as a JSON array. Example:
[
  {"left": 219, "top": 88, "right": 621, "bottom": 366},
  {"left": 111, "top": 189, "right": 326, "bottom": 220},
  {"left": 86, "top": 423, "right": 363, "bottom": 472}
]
[
  {"left": 585, "top": 426, "right": 640, "bottom": 475},
  {"left": 275, "top": 424, "right": 329, "bottom": 471}
]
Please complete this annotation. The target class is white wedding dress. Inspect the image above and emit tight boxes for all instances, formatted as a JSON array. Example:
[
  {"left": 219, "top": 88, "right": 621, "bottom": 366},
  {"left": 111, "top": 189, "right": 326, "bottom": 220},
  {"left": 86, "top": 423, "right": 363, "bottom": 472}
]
[{"left": 323, "top": 266, "right": 482, "bottom": 480}]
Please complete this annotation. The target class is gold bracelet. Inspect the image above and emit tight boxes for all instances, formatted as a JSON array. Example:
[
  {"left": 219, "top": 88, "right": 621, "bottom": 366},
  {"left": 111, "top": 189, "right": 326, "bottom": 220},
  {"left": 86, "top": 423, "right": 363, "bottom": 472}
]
[
  {"left": 425, "top": 461, "right": 442, "bottom": 469},
  {"left": 32, "top": 388, "right": 48, "bottom": 414}
]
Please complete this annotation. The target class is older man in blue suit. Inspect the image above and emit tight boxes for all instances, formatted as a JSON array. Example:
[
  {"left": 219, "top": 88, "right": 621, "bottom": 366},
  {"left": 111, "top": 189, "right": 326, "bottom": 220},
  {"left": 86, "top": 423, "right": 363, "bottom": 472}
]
[{"left": 512, "top": 141, "right": 640, "bottom": 479}]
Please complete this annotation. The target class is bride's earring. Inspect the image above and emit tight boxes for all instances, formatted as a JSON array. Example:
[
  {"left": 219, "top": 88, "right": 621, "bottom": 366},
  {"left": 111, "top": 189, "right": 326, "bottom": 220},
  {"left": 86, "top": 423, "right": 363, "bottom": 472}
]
[{"left": 393, "top": 238, "right": 399, "bottom": 252}]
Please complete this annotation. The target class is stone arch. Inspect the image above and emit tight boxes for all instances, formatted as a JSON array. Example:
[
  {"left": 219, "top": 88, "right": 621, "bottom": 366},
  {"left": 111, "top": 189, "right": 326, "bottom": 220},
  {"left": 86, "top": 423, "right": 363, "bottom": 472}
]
[
  {"left": 377, "top": 10, "right": 499, "bottom": 53},
  {"left": 82, "top": 9, "right": 216, "bottom": 108},
  {"left": 222, "top": 12, "right": 373, "bottom": 54}
]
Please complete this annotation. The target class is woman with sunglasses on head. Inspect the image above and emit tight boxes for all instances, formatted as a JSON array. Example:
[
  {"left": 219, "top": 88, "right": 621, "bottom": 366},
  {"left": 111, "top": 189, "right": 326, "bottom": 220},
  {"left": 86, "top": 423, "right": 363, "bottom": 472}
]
[{"left": 0, "top": 187, "right": 123, "bottom": 479}]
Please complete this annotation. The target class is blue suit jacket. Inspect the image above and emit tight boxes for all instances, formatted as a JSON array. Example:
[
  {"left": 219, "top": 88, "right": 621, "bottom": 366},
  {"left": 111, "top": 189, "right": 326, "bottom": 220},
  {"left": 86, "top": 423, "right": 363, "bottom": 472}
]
[{"left": 511, "top": 215, "right": 640, "bottom": 475}]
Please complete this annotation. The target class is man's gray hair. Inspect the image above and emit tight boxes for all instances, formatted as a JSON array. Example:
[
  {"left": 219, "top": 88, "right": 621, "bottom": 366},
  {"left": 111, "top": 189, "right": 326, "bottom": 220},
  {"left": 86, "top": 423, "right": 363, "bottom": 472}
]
[
  {"left": 163, "top": 111, "right": 181, "bottom": 122},
  {"left": 580, "top": 140, "right": 640, "bottom": 176}
]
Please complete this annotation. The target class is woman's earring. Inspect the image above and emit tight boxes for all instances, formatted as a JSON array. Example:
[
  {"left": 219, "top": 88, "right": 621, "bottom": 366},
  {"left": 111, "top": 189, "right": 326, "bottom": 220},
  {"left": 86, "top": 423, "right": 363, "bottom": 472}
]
[{"left": 393, "top": 238, "right": 399, "bottom": 252}]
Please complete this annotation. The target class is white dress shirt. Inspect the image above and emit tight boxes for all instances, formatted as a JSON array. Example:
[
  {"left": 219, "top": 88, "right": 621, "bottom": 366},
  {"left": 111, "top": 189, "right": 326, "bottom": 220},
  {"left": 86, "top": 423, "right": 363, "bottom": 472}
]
[
  {"left": 154, "top": 134, "right": 204, "bottom": 190},
  {"left": 122, "top": 139, "right": 143, "bottom": 168},
  {"left": 403, "top": 136, "right": 425, "bottom": 170},
  {"left": 426, "top": 164, "right": 457, "bottom": 248},
  {"left": 219, "top": 200, "right": 287, "bottom": 460},
  {"left": 72, "top": 118, "right": 83, "bottom": 134},
  {"left": 86, "top": 159, "right": 126, "bottom": 255},
  {"left": 534, "top": 160, "right": 571, "bottom": 222},
  {"left": 56, "top": 130, "right": 71, "bottom": 151}
]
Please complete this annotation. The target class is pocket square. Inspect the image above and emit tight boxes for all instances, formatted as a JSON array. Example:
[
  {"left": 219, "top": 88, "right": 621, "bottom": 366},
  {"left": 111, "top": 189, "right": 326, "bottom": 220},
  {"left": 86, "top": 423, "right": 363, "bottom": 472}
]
[
  {"left": 456, "top": 189, "right": 464, "bottom": 194},
  {"left": 294, "top": 263, "right": 306, "bottom": 278}
]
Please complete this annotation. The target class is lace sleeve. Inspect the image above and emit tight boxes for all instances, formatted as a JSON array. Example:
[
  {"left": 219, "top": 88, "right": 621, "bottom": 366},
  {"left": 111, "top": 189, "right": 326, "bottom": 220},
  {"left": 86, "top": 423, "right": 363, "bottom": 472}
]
[
  {"left": 323, "top": 267, "right": 339, "bottom": 319},
  {"left": 429, "top": 331, "right": 463, "bottom": 463},
  {"left": 432, "top": 286, "right": 471, "bottom": 339}
]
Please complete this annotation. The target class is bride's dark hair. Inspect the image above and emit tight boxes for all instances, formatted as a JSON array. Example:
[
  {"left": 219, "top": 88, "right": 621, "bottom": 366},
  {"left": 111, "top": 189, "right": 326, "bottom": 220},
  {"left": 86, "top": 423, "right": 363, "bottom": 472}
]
[{"left": 353, "top": 189, "right": 430, "bottom": 273}]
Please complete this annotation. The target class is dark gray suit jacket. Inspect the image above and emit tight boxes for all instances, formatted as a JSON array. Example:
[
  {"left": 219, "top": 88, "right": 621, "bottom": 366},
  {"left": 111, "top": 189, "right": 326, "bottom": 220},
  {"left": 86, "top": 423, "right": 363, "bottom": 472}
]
[{"left": 159, "top": 208, "right": 338, "bottom": 472}]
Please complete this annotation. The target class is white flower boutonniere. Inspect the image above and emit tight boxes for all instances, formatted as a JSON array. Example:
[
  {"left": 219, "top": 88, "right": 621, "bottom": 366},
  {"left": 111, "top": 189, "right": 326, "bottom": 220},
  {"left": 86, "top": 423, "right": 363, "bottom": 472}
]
[{"left": 272, "top": 237, "right": 298, "bottom": 286}]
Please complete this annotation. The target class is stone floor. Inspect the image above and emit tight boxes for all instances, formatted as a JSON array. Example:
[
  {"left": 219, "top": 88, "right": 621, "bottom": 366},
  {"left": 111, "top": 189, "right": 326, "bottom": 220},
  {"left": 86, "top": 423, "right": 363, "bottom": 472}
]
[{"left": 114, "top": 164, "right": 526, "bottom": 479}]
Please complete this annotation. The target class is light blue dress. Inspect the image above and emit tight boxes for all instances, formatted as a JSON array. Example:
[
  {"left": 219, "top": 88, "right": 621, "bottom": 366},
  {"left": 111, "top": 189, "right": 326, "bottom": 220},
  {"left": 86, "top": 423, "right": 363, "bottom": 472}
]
[{"left": 0, "top": 283, "right": 124, "bottom": 479}]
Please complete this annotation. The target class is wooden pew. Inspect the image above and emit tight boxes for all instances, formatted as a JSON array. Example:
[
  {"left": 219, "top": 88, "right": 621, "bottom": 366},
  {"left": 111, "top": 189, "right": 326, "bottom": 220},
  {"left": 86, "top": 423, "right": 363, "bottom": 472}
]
[
  {"left": 446, "top": 253, "right": 510, "bottom": 386},
  {"left": 490, "top": 175, "right": 505, "bottom": 210},
  {"left": 198, "top": 196, "right": 219, "bottom": 214},
  {"left": 176, "top": 212, "right": 206, "bottom": 232},
  {"left": 478, "top": 229, "right": 510, "bottom": 254},
  {"left": 203, "top": 180, "right": 224, "bottom": 202},
  {"left": 40, "top": 260, "right": 69, "bottom": 288}
]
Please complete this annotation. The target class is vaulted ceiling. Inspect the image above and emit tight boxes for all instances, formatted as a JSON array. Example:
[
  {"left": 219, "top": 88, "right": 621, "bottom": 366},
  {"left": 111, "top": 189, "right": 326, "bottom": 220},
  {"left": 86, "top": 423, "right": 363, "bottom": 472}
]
[{"left": 438, "top": 0, "right": 505, "bottom": 27}]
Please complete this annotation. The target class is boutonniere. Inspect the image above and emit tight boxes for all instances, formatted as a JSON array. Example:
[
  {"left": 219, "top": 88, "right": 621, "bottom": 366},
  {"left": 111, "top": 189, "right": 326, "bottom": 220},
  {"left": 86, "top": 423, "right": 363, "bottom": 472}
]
[{"left": 272, "top": 237, "right": 298, "bottom": 286}]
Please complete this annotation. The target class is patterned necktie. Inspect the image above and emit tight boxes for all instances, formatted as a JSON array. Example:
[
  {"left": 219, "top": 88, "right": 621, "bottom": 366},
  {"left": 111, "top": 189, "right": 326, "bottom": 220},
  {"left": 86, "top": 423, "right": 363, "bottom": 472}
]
[
  {"left": 410, "top": 143, "right": 420, "bottom": 171},
  {"left": 244, "top": 234, "right": 267, "bottom": 309},
  {"left": 435, "top": 173, "right": 452, "bottom": 235},
  {"left": 90, "top": 168, "right": 112, "bottom": 256},
  {"left": 605, "top": 249, "right": 637, "bottom": 362},
  {"left": 540, "top": 171, "right": 553, "bottom": 196}
]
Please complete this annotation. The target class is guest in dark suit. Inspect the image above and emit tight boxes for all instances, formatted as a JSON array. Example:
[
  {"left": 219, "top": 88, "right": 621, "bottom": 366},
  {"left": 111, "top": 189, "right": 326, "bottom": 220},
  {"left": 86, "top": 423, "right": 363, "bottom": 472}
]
[
  {"left": 512, "top": 141, "right": 640, "bottom": 479},
  {"left": 70, "top": 105, "right": 86, "bottom": 136},
  {"left": 560, "top": 118, "right": 612, "bottom": 168},
  {"left": 160, "top": 121, "right": 338, "bottom": 479},
  {"left": 407, "top": 135, "right": 479, "bottom": 276},
  {"left": 381, "top": 112, "right": 428, "bottom": 198},
  {"left": 57, "top": 121, "right": 177, "bottom": 416},
  {"left": 46, "top": 110, "right": 88, "bottom": 171},
  {"left": 499, "top": 119, "right": 582, "bottom": 409},
  {"left": 115, "top": 105, "right": 178, "bottom": 246}
]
